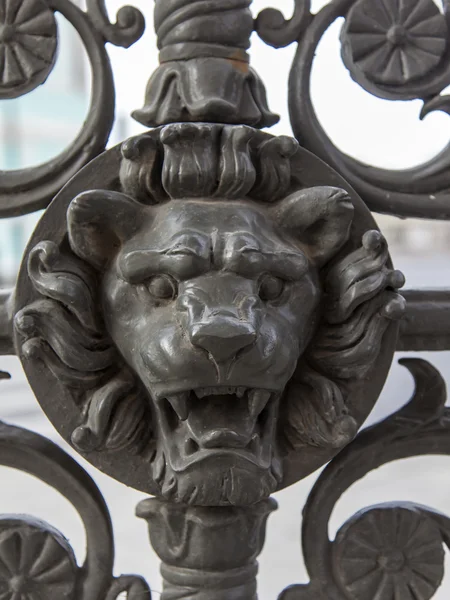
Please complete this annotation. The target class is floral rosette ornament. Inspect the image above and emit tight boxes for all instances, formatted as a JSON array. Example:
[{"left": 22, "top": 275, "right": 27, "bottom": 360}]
[
  {"left": 341, "top": 0, "right": 448, "bottom": 88},
  {"left": 0, "top": 517, "right": 78, "bottom": 600},
  {"left": 0, "top": 0, "right": 58, "bottom": 99},
  {"left": 332, "top": 504, "right": 445, "bottom": 600}
]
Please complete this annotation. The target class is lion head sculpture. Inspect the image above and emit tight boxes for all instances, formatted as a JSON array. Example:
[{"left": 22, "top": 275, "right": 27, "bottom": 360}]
[{"left": 15, "top": 124, "right": 405, "bottom": 506}]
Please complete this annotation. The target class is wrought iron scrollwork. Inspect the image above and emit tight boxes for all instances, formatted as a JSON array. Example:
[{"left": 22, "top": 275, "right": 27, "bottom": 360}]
[
  {"left": 85, "top": 0, "right": 145, "bottom": 48},
  {"left": 0, "top": 0, "right": 144, "bottom": 218},
  {"left": 280, "top": 358, "right": 450, "bottom": 600},
  {"left": 255, "top": 0, "right": 312, "bottom": 49},
  {"left": 268, "top": 0, "right": 450, "bottom": 219},
  {"left": 1, "top": 1, "right": 450, "bottom": 599},
  {"left": 0, "top": 418, "right": 151, "bottom": 600}
]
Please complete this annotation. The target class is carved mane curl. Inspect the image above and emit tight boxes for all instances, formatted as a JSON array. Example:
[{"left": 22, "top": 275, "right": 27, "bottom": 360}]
[{"left": 15, "top": 125, "right": 405, "bottom": 455}]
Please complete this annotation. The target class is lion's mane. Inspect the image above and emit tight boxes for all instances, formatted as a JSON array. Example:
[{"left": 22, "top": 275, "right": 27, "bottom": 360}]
[{"left": 15, "top": 124, "right": 404, "bottom": 455}]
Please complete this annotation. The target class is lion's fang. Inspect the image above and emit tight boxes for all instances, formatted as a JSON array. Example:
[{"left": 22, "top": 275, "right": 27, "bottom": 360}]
[
  {"left": 249, "top": 434, "right": 259, "bottom": 453},
  {"left": 248, "top": 390, "right": 271, "bottom": 418},
  {"left": 166, "top": 393, "right": 189, "bottom": 420},
  {"left": 194, "top": 387, "right": 247, "bottom": 398}
]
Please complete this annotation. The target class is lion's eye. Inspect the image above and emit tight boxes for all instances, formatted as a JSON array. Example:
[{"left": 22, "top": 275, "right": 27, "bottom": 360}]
[
  {"left": 259, "top": 274, "right": 284, "bottom": 302},
  {"left": 146, "top": 275, "right": 178, "bottom": 300}
]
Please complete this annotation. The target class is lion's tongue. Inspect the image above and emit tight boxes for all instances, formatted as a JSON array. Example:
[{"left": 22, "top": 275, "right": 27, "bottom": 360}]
[{"left": 186, "top": 394, "right": 256, "bottom": 447}]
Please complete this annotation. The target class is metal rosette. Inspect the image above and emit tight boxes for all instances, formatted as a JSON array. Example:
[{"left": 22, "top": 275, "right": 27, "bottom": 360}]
[
  {"left": 340, "top": 0, "right": 449, "bottom": 97},
  {"left": 0, "top": 0, "right": 58, "bottom": 99},
  {"left": 333, "top": 504, "right": 445, "bottom": 600}
]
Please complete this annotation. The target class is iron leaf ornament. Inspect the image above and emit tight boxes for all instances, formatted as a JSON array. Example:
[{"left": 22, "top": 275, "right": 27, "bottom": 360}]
[{"left": 133, "top": 0, "right": 279, "bottom": 128}]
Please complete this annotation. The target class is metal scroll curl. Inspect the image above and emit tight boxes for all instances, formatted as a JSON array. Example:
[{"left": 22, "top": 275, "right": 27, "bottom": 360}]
[
  {"left": 0, "top": 0, "right": 144, "bottom": 218},
  {"left": 86, "top": 0, "right": 145, "bottom": 48},
  {"left": 284, "top": 0, "right": 450, "bottom": 219},
  {"left": 280, "top": 358, "right": 450, "bottom": 600},
  {"left": 0, "top": 419, "right": 151, "bottom": 600},
  {"left": 255, "top": 0, "right": 312, "bottom": 49}
]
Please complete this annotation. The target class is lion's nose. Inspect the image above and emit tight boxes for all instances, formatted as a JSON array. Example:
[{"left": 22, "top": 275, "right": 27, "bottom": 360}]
[{"left": 191, "top": 318, "right": 256, "bottom": 362}]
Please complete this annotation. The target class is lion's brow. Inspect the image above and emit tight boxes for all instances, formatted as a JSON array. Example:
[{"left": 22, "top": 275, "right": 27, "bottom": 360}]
[
  {"left": 119, "top": 246, "right": 210, "bottom": 283},
  {"left": 224, "top": 245, "right": 309, "bottom": 280}
]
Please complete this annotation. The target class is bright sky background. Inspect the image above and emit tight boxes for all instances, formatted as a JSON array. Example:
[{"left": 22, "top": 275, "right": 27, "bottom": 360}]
[{"left": 105, "top": 0, "right": 450, "bottom": 170}]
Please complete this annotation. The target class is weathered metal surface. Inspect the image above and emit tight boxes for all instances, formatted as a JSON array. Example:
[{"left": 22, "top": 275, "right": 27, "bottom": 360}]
[
  {"left": 13, "top": 126, "right": 403, "bottom": 504},
  {"left": 4, "top": 287, "right": 450, "bottom": 356},
  {"left": 0, "top": 0, "right": 449, "bottom": 598},
  {"left": 133, "top": 0, "right": 278, "bottom": 128},
  {"left": 3, "top": 287, "right": 450, "bottom": 355},
  {"left": 399, "top": 290, "right": 450, "bottom": 351},
  {"left": 137, "top": 497, "right": 276, "bottom": 600}
]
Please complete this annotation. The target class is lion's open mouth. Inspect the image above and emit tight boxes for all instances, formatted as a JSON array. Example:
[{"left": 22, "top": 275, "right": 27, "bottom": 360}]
[{"left": 154, "top": 387, "right": 279, "bottom": 471}]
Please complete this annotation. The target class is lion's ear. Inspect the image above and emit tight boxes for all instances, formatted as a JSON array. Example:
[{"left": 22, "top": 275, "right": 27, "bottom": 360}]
[
  {"left": 67, "top": 190, "right": 146, "bottom": 270},
  {"left": 272, "top": 186, "right": 354, "bottom": 267}
]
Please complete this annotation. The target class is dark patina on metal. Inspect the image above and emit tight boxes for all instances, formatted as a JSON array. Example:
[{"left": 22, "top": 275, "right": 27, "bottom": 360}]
[
  {"left": 0, "top": 0, "right": 449, "bottom": 599},
  {"left": 133, "top": 0, "right": 278, "bottom": 128},
  {"left": 13, "top": 123, "right": 404, "bottom": 506}
]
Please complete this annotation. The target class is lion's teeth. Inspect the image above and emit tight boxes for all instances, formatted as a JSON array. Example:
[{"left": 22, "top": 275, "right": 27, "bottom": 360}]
[
  {"left": 248, "top": 390, "right": 271, "bottom": 418},
  {"left": 249, "top": 434, "right": 259, "bottom": 453},
  {"left": 153, "top": 451, "right": 166, "bottom": 483},
  {"left": 166, "top": 393, "right": 189, "bottom": 420},
  {"left": 194, "top": 387, "right": 245, "bottom": 398}
]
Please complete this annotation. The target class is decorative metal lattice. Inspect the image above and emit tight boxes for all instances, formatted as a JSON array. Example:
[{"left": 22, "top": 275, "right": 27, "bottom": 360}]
[{"left": 0, "top": 1, "right": 449, "bottom": 599}]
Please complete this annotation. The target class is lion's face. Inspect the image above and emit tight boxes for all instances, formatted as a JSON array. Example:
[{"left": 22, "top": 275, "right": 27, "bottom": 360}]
[
  {"left": 100, "top": 198, "right": 322, "bottom": 504},
  {"left": 15, "top": 125, "right": 405, "bottom": 506}
]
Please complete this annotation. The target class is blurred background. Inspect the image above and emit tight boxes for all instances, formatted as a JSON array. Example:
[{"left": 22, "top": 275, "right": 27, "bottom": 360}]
[{"left": 1, "top": 0, "right": 450, "bottom": 598}]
